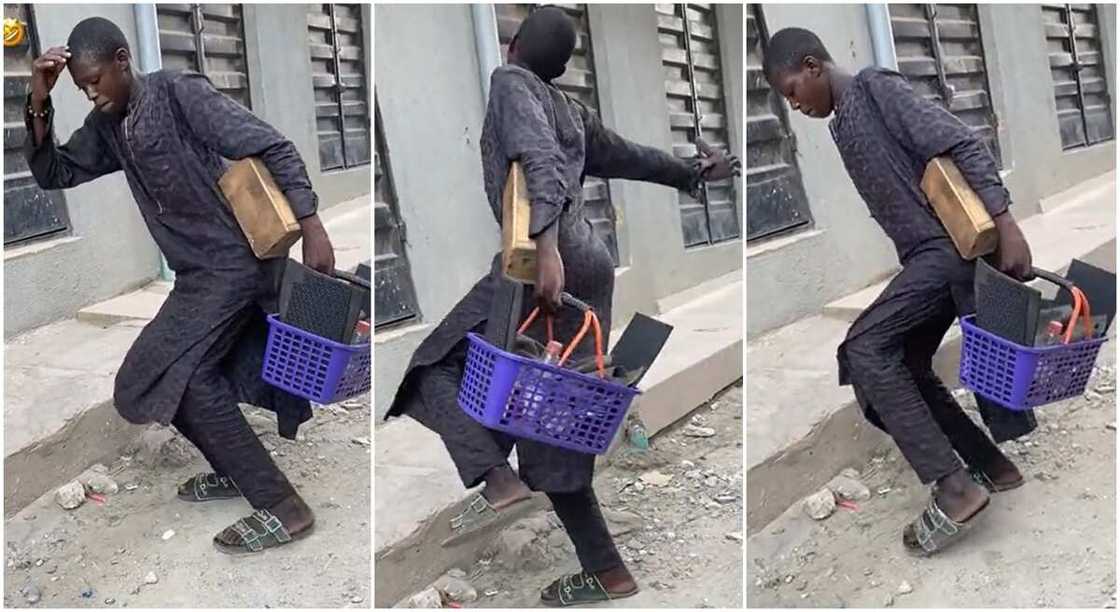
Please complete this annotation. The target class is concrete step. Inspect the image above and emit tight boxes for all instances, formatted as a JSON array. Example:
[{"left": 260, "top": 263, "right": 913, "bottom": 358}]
[
  {"left": 374, "top": 273, "right": 743, "bottom": 603},
  {"left": 4, "top": 194, "right": 372, "bottom": 518},
  {"left": 822, "top": 171, "right": 1116, "bottom": 323},
  {"left": 749, "top": 174, "right": 1116, "bottom": 534}
]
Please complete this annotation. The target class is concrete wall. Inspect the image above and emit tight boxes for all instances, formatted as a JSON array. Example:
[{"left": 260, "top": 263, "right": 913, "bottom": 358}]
[
  {"left": 4, "top": 4, "right": 161, "bottom": 339},
  {"left": 746, "top": 3, "right": 1118, "bottom": 338},
  {"left": 374, "top": 4, "right": 744, "bottom": 419},
  {"left": 5, "top": 3, "right": 372, "bottom": 338}
]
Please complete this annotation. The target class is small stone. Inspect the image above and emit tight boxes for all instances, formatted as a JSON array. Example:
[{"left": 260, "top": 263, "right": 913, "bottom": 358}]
[
  {"left": 639, "top": 470, "right": 674, "bottom": 487},
  {"left": 633, "top": 482, "right": 646, "bottom": 493},
  {"left": 21, "top": 582, "right": 41, "bottom": 604},
  {"left": 56, "top": 481, "right": 86, "bottom": 510},
  {"left": 105, "top": 598, "right": 116, "bottom": 605},
  {"left": 704, "top": 476, "right": 721, "bottom": 488},
  {"left": 803, "top": 488, "right": 836, "bottom": 520},
  {"left": 840, "top": 467, "right": 860, "bottom": 479},
  {"left": 877, "top": 487, "right": 892, "bottom": 496},
  {"left": 1107, "top": 423, "right": 1117, "bottom": 431},
  {"left": 35, "top": 558, "right": 44, "bottom": 567},
  {"left": 884, "top": 593, "right": 895, "bottom": 607},
  {"left": 784, "top": 575, "right": 795, "bottom": 584},
  {"left": 350, "top": 595, "right": 364, "bottom": 604},
  {"left": 684, "top": 469, "right": 703, "bottom": 480},
  {"left": 81, "top": 469, "right": 119, "bottom": 495},
  {"left": 725, "top": 531, "right": 744, "bottom": 543},
  {"left": 351, "top": 437, "right": 371, "bottom": 448},
  {"left": 484, "top": 589, "right": 499, "bottom": 597},
  {"left": 680, "top": 460, "right": 696, "bottom": 468},
  {"left": 827, "top": 475, "right": 871, "bottom": 502},
  {"left": 161, "top": 529, "right": 175, "bottom": 541},
  {"left": 683, "top": 424, "right": 716, "bottom": 438},
  {"left": 144, "top": 571, "right": 159, "bottom": 585},
  {"left": 80, "top": 585, "right": 94, "bottom": 598},
  {"left": 125, "top": 484, "right": 139, "bottom": 492},
  {"left": 898, "top": 581, "right": 913, "bottom": 595},
  {"left": 864, "top": 568, "right": 874, "bottom": 576},
  {"left": 433, "top": 574, "right": 478, "bottom": 603},
  {"left": 714, "top": 493, "right": 738, "bottom": 504}
]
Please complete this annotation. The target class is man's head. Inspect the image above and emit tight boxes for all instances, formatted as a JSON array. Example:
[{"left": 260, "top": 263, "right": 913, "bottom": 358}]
[
  {"left": 509, "top": 6, "right": 576, "bottom": 82},
  {"left": 66, "top": 17, "right": 133, "bottom": 115},
  {"left": 763, "top": 27, "right": 835, "bottom": 119}
]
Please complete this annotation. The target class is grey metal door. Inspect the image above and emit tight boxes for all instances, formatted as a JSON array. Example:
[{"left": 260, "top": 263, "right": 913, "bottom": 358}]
[
  {"left": 745, "top": 4, "right": 812, "bottom": 242},
  {"left": 657, "top": 3, "right": 739, "bottom": 247},
  {"left": 890, "top": 4, "right": 1002, "bottom": 166},
  {"left": 307, "top": 4, "right": 371, "bottom": 171},
  {"left": 494, "top": 4, "right": 619, "bottom": 265},
  {"left": 157, "top": 4, "right": 251, "bottom": 108},
  {"left": 3, "top": 3, "right": 70, "bottom": 246},
  {"left": 373, "top": 102, "right": 419, "bottom": 329},
  {"left": 1041, "top": 4, "right": 1114, "bottom": 150}
]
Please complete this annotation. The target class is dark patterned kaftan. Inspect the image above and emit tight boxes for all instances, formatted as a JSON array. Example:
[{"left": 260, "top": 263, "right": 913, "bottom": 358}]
[
  {"left": 25, "top": 70, "right": 314, "bottom": 438},
  {"left": 387, "top": 64, "right": 703, "bottom": 492}
]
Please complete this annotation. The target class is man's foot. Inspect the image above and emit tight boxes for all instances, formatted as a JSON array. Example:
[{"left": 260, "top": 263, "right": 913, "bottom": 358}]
[
  {"left": 480, "top": 465, "right": 532, "bottom": 510},
  {"left": 213, "top": 494, "right": 315, "bottom": 555},
  {"left": 177, "top": 472, "right": 241, "bottom": 503},
  {"left": 540, "top": 568, "right": 640, "bottom": 606},
  {"left": 976, "top": 451, "right": 1024, "bottom": 489},
  {"left": 933, "top": 468, "right": 990, "bottom": 522}
]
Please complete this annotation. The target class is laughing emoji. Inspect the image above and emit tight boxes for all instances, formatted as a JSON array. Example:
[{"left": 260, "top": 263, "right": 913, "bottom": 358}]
[{"left": 4, "top": 17, "right": 25, "bottom": 48}]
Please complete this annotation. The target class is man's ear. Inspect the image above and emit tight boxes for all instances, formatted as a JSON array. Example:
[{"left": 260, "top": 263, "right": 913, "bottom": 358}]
[
  {"left": 114, "top": 47, "right": 130, "bottom": 71},
  {"left": 804, "top": 55, "right": 822, "bottom": 78}
]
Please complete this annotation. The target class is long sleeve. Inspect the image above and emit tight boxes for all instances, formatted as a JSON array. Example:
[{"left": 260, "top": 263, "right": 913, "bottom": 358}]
[
  {"left": 578, "top": 101, "right": 700, "bottom": 192},
  {"left": 23, "top": 95, "right": 121, "bottom": 190},
  {"left": 488, "top": 68, "right": 568, "bottom": 236},
  {"left": 864, "top": 69, "right": 1010, "bottom": 216},
  {"left": 170, "top": 71, "right": 318, "bottom": 218}
]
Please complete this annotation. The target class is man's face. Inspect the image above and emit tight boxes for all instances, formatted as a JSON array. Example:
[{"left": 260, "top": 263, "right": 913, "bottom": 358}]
[
  {"left": 68, "top": 49, "right": 131, "bottom": 116},
  {"left": 770, "top": 56, "right": 833, "bottom": 119}
]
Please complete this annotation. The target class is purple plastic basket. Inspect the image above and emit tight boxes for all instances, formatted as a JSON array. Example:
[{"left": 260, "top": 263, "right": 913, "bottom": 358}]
[
  {"left": 262, "top": 314, "right": 371, "bottom": 404},
  {"left": 458, "top": 332, "right": 640, "bottom": 455},
  {"left": 959, "top": 315, "right": 1107, "bottom": 411}
]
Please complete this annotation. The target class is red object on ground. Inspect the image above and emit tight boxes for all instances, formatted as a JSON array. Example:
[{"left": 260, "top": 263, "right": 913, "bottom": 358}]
[
  {"left": 85, "top": 492, "right": 106, "bottom": 505},
  {"left": 836, "top": 499, "right": 859, "bottom": 512}
]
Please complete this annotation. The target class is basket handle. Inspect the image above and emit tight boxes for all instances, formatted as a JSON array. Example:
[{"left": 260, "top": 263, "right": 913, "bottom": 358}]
[
  {"left": 1031, "top": 268, "right": 1094, "bottom": 343},
  {"left": 517, "top": 293, "right": 607, "bottom": 378}
]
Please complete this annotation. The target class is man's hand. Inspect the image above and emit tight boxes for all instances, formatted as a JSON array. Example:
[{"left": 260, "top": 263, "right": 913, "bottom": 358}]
[
  {"left": 696, "top": 138, "right": 741, "bottom": 182},
  {"left": 993, "top": 211, "right": 1032, "bottom": 280},
  {"left": 31, "top": 46, "right": 69, "bottom": 109},
  {"left": 534, "top": 224, "right": 564, "bottom": 314},
  {"left": 299, "top": 214, "right": 335, "bottom": 275}
]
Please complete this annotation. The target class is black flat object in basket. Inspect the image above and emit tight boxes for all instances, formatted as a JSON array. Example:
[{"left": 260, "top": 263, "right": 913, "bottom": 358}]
[{"left": 279, "top": 259, "right": 371, "bottom": 343}]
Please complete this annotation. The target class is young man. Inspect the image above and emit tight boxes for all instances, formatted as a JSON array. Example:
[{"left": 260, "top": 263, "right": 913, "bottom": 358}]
[
  {"left": 25, "top": 17, "right": 334, "bottom": 554},
  {"left": 763, "top": 28, "right": 1035, "bottom": 555},
  {"left": 386, "top": 6, "right": 739, "bottom": 605}
]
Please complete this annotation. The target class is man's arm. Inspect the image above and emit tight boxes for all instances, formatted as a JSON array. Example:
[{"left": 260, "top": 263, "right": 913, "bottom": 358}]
[
  {"left": 577, "top": 101, "right": 699, "bottom": 191},
  {"left": 864, "top": 70, "right": 1008, "bottom": 218},
  {"left": 171, "top": 71, "right": 318, "bottom": 219},
  {"left": 867, "top": 70, "right": 1031, "bottom": 277},
  {"left": 24, "top": 95, "right": 121, "bottom": 190}
]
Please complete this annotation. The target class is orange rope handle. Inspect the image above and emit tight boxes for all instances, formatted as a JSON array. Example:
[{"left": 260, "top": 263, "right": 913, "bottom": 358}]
[
  {"left": 519, "top": 307, "right": 607, "bottom": 378},
  {"left": 1061, "top": 286, "right": 1094, "bottom": 344}
]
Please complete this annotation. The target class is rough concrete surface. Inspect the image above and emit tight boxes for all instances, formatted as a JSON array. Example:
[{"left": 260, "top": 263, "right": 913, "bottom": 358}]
[
  {"left": 748, "top": 353, "right": 1116, "bottom": 609},
  {"left": 389, "top": 384, "right": 744, "bottom": 609},
  {"left": 4, "top": 397, "right": 371, "bottom": 608}
]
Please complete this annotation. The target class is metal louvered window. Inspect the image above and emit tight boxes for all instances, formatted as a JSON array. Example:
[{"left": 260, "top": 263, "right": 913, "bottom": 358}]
[
  {"left": 495, "top": 4, "right": 619, "bottom": 266},
  {"left": 373, "top": 101, "right": 419, "bottom": 329},
  {"left": 890, "top": 4, "right": 1002, "bottom": 167},
  {"left": 656, "top": 3, "right": 739, "bottom": 248},
  {"left": 1042, "top": 4, "right": 1114, "bottom": 150},
  {"left": 745, "top": 4, "right": 812, "bottom": 242},
  {"left": 307, "top": 4, "right": 371, "bottom": 172},
  {"left": 3, "top": 4, "right": 70, "bottom": 246},
  {"left": 157, "top": 4, "right": 251, "bottom": 108}
]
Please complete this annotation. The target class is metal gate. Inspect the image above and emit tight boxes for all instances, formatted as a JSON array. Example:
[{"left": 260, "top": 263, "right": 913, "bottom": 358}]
[
  {"left": 656, "top": 3, "right": 739, "bottom": 248},
  {"left": 3, "top": 3, "right": 70, "bottom": 246},
  {"left": 494, "top": 4, "right": 619, "bottom": 265},
  {"left": 1041, "top": 4, "right": 1114, "bottom": 150},
  {"left": 373, "top": 101, "right": 419, "bottom": 329},
  {"left": 307, "top": 4, "right": 371, "bottom": 171},
  {"left": 745, "top": 4, "right": 812, "bottom": 242},
  {"left": 890, "top": 4, "right": 1002, "bottom": 166},
  {"left": 157, "top": 4, "right": 251, "bottom": 108}
]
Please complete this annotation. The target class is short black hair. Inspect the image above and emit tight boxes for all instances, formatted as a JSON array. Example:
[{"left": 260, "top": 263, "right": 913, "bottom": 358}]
[
  {"left": 67, "top": 17, "right": 129, "bottom": 64},
  {"left": 762, "top": 27, "right": 833, "bottom": 83}
]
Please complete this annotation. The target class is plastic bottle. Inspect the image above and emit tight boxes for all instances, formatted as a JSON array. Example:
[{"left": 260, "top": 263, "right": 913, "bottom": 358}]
[
  {"left": 351, "top": 320, "right": 371, "bottom": 345},
  {"left": 627, "top": 418, "right": 650, "bottom": 450},
  {"left": 542, "top": 340, "right": 564, "bottom": 365},
  {"left": 1040, "top": 320, "right": 1064, "bottom": 346}
]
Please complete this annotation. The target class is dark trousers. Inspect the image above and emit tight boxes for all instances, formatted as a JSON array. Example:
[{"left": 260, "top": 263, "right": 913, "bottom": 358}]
[
  {"left": 841, "top": 251, "right": 1005, "bottom": 484},
  {"left": 171, "top": 311, "right": 296, "bottom": 509},
  {"left": 408, "top": 350, "right": 625, "bottom": 574}
]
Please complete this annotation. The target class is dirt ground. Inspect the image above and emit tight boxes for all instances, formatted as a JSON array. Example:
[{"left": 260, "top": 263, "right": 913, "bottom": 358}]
[
  {"left": 747, "top": 350, "right": 1117, "bottom": 609},
  {"left": 400, "top": 383, "right": 744, "bottom": 609},
  {"left": 4, "top": 396, "right": 371, "bottom": 608}
]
